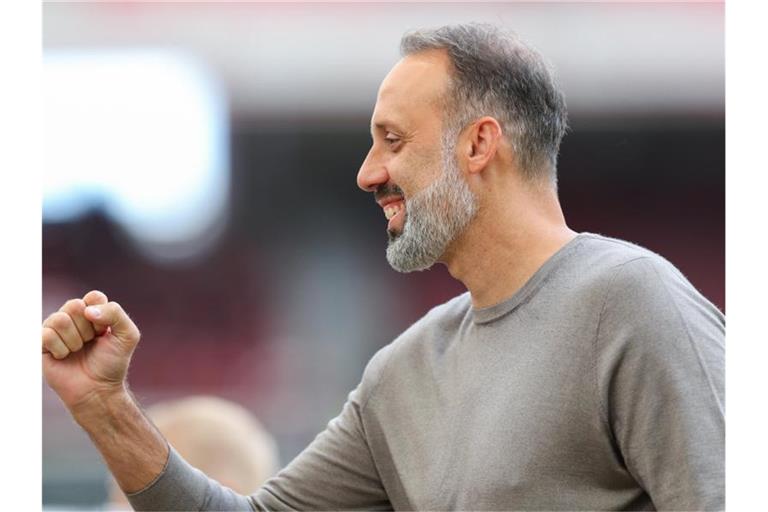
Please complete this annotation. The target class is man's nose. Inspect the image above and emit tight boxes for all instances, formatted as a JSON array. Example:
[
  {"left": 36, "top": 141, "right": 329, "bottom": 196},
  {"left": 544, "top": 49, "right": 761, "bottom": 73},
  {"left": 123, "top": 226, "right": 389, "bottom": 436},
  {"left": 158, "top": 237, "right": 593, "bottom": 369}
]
[{"left": 357, "top": 147, "right": 389, "bottom": 192}]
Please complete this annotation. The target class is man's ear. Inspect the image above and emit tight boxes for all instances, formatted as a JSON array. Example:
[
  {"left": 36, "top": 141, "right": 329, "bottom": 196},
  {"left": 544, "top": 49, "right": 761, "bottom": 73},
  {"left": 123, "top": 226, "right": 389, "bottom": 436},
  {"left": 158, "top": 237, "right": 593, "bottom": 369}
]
[{"left": 463, "top": 116, "right": 503, "bottom": 175}]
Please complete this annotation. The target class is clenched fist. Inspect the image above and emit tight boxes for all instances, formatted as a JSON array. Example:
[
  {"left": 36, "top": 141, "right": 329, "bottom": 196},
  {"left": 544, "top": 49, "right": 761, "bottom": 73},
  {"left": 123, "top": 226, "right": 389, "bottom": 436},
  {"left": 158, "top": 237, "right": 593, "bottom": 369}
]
[{"left": 42, "top": 290, "right": 141, "bottom": 413}]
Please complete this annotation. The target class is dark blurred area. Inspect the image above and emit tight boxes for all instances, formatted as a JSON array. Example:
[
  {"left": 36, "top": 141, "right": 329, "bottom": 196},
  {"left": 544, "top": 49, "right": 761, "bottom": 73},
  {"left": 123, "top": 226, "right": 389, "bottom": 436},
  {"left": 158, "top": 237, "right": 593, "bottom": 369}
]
[{"left": 42, "top": 2, "right": 723, "bottom": 508}]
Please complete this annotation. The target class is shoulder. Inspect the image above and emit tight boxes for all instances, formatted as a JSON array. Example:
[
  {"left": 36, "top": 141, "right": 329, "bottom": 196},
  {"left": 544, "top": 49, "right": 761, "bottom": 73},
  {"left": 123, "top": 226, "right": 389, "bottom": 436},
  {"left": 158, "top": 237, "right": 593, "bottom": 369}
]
[
  {"left": 574, "top": 233, "right": 673, "bottom": 273},
  {"left": 586, "top": 235, "right": 724, "bottom": 359},
  {"left": 589, "top": 235, "right": 719, "bottom": 320},
  {"left": 557, "top": 233, "right": 723, "bottom": 343},
  {"left": 568, "top": 233, "right": 702, "bottom": 301}
]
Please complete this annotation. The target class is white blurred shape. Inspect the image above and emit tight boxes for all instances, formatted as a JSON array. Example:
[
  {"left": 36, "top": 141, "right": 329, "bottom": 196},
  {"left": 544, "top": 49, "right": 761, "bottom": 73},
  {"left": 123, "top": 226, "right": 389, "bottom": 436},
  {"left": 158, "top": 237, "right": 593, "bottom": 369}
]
[{"left": 44, "top": 49, "right": 229, "bottom": 261}]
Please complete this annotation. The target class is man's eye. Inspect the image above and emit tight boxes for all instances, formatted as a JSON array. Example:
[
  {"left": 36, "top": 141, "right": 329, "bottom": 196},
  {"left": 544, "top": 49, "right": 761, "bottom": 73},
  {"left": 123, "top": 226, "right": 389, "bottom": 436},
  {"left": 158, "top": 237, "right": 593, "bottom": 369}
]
[{"left": 384, "top": 133, "right": 401, "bottom": 146}]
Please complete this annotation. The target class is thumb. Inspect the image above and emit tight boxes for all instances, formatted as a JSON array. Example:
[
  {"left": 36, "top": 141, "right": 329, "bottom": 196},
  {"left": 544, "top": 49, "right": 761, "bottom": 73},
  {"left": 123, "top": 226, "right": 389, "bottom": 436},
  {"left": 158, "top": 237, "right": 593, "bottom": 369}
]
[{"left": 84, "top": 302, "right": 141, "bottom": 347}]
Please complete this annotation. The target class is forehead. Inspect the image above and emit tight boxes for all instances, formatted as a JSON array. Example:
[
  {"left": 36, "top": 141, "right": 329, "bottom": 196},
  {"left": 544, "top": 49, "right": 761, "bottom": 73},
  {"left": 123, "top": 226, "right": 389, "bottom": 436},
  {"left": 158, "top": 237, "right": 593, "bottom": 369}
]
[{"left": 371, "top": 49, "right": 452, "bottom": 130}]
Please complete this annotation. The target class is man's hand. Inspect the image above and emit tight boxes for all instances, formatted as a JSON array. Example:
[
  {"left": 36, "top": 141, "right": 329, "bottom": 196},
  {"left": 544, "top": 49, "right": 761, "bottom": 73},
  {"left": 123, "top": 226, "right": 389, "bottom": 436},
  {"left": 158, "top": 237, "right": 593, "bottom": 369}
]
[
  {"left": 42, "top": 290, "right": 141, "bottom": 414},
  {"left": 42, "top": 290, "right": 169, "bottom": 495}
]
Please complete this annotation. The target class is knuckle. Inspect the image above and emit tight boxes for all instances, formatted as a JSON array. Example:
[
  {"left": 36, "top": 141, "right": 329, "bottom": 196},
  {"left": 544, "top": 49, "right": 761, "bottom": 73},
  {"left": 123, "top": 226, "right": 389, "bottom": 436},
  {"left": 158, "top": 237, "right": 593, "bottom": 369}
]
[
  {"left": 100, "top": 301, "right": 139, "bottom": 341},
  {"left": 47, "top": 312, "right": 72, "bottom": 332},
  {"left": 109, "top": 301, "right": 129, "bottom": 321},
  {"left": 42, "top": 329, "right": 66, "bottom": 356},
  {"left": 42, "top": 311, "right": 58, "bottom": 326},
  {"left": 60, "top": 298, "right": 86, "bottom": 314}
]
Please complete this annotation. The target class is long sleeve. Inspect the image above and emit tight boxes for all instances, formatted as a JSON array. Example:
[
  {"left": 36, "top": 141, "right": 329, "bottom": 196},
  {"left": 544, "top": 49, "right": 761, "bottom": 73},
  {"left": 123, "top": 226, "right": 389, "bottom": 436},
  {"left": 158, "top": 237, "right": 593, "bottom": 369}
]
[
  {"left": 126, "top": 444, "right": 254, "bottom": 511},
  {"left": 596, "top": 257, "right": 725, "bottom": 511},
  {"left": 250, "top": 384, "right": 391, "bottom": 511}
]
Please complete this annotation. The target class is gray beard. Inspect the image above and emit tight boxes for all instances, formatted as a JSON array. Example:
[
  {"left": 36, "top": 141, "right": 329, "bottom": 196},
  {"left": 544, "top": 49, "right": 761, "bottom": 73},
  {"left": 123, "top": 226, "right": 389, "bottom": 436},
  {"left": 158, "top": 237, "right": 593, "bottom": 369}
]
[{"left": 386, "top": 142, "right": 479, "bottom": 273}]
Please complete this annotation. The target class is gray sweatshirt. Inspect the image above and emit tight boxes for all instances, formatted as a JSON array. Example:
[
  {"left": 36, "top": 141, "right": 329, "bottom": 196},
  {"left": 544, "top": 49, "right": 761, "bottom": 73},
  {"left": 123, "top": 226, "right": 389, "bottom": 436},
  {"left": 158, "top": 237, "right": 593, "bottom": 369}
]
[{"left": 128, "top": 233, "right": 725, "bottom": 511}]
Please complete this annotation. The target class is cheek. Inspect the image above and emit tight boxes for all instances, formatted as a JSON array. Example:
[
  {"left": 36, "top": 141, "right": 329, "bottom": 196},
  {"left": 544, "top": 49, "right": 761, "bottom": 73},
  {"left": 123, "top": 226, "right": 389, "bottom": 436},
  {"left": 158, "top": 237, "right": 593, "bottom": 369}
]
[{"left": 391, "top": 147, "right": 442, "bottom": 194}]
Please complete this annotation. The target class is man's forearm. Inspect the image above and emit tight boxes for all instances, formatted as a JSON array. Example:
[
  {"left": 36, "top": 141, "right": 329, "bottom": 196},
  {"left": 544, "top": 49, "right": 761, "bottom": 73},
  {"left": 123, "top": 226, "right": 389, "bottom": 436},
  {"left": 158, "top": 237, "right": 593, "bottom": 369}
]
[{"left": 71, "top": 387, "right": 169, "bottom": 494}]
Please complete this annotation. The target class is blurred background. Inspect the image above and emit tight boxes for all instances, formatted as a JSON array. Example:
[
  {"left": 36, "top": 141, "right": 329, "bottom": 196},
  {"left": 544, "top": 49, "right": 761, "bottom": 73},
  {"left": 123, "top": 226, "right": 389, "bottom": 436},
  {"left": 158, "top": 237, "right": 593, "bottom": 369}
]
[{"left": 42, "top": 2, "right": 724, "bottom": 509}]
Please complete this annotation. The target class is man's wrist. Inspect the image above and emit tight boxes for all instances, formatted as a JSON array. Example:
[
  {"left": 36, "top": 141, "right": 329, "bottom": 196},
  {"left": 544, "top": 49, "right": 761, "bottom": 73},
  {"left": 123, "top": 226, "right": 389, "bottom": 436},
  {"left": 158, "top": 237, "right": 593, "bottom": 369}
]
[
  {"left": 68, "top": 382, "right": 170, "bottom": 494},
  {"left": 69, "top": 383, "right": 132, "bottom": 430}
]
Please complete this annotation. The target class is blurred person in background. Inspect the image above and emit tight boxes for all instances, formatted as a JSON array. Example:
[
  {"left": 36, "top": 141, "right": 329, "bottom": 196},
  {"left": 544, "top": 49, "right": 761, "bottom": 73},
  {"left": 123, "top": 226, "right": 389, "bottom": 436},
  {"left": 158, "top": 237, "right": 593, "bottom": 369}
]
[
  {"left": 106, "top": 396, "right": 278, "bottom": 510},
  {"left": 42, "top": 23, "right": 724, "bottom": 511}
]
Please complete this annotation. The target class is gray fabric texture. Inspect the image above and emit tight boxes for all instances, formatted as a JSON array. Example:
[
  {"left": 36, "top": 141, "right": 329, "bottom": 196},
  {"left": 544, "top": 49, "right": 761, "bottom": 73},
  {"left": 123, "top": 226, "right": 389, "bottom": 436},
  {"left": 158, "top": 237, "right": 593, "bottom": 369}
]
[{"left": 127, "top": 233, "right": 725, "bottom": 511}]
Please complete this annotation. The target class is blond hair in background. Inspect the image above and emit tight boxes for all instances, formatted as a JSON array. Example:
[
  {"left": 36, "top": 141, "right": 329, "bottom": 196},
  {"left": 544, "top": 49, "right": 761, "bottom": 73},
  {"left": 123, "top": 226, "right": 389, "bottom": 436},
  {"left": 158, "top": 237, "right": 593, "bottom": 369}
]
[{"left": 108, "top": 395, "right": 279, "bottom": 508}]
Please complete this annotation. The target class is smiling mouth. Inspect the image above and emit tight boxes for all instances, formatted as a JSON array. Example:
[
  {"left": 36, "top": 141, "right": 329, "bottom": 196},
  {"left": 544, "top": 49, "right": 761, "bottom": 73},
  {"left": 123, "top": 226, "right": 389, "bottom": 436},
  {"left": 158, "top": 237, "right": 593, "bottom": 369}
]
[
  {"left": 382, "top": 198, "right": 406, "bottom": 237},
  {"left": 384, "top": 201, "right": 404, "bottom": 220}
]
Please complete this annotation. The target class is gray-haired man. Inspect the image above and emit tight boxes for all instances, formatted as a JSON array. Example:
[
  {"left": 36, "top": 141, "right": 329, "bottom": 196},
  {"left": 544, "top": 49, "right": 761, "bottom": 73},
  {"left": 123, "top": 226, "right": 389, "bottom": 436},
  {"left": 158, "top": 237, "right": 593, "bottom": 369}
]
[{"left": 42, "top": 24, "right": 724, "bottom": 511}]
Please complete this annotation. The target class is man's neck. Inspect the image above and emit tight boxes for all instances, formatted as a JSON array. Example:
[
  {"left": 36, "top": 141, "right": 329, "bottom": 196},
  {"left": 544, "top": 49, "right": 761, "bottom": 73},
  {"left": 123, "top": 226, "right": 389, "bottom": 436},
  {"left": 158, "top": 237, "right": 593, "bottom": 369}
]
[{"left": 442, "top": 195, "right": 577, "bottom": 309}]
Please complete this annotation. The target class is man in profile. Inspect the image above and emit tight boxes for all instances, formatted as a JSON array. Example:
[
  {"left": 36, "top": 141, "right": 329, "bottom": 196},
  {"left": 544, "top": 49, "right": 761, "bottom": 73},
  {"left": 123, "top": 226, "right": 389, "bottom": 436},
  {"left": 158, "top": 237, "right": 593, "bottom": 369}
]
[{"left": 42, "top": 24, "right": 725, "bottom": 511}]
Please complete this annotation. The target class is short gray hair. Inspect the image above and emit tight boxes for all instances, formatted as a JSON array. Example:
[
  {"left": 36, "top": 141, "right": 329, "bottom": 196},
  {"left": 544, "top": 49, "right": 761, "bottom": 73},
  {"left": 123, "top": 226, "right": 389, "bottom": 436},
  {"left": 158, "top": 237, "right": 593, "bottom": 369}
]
[{"left": 401, "top": 23, "right": 568, "bottom": 184}]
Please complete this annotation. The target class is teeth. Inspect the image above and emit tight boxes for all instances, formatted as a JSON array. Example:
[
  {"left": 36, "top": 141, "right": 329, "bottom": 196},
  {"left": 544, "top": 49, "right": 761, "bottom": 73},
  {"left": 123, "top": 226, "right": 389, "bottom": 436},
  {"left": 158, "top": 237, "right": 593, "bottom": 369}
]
[{"left": 384, "top": 203, "right": 403, "bottom": 220}]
